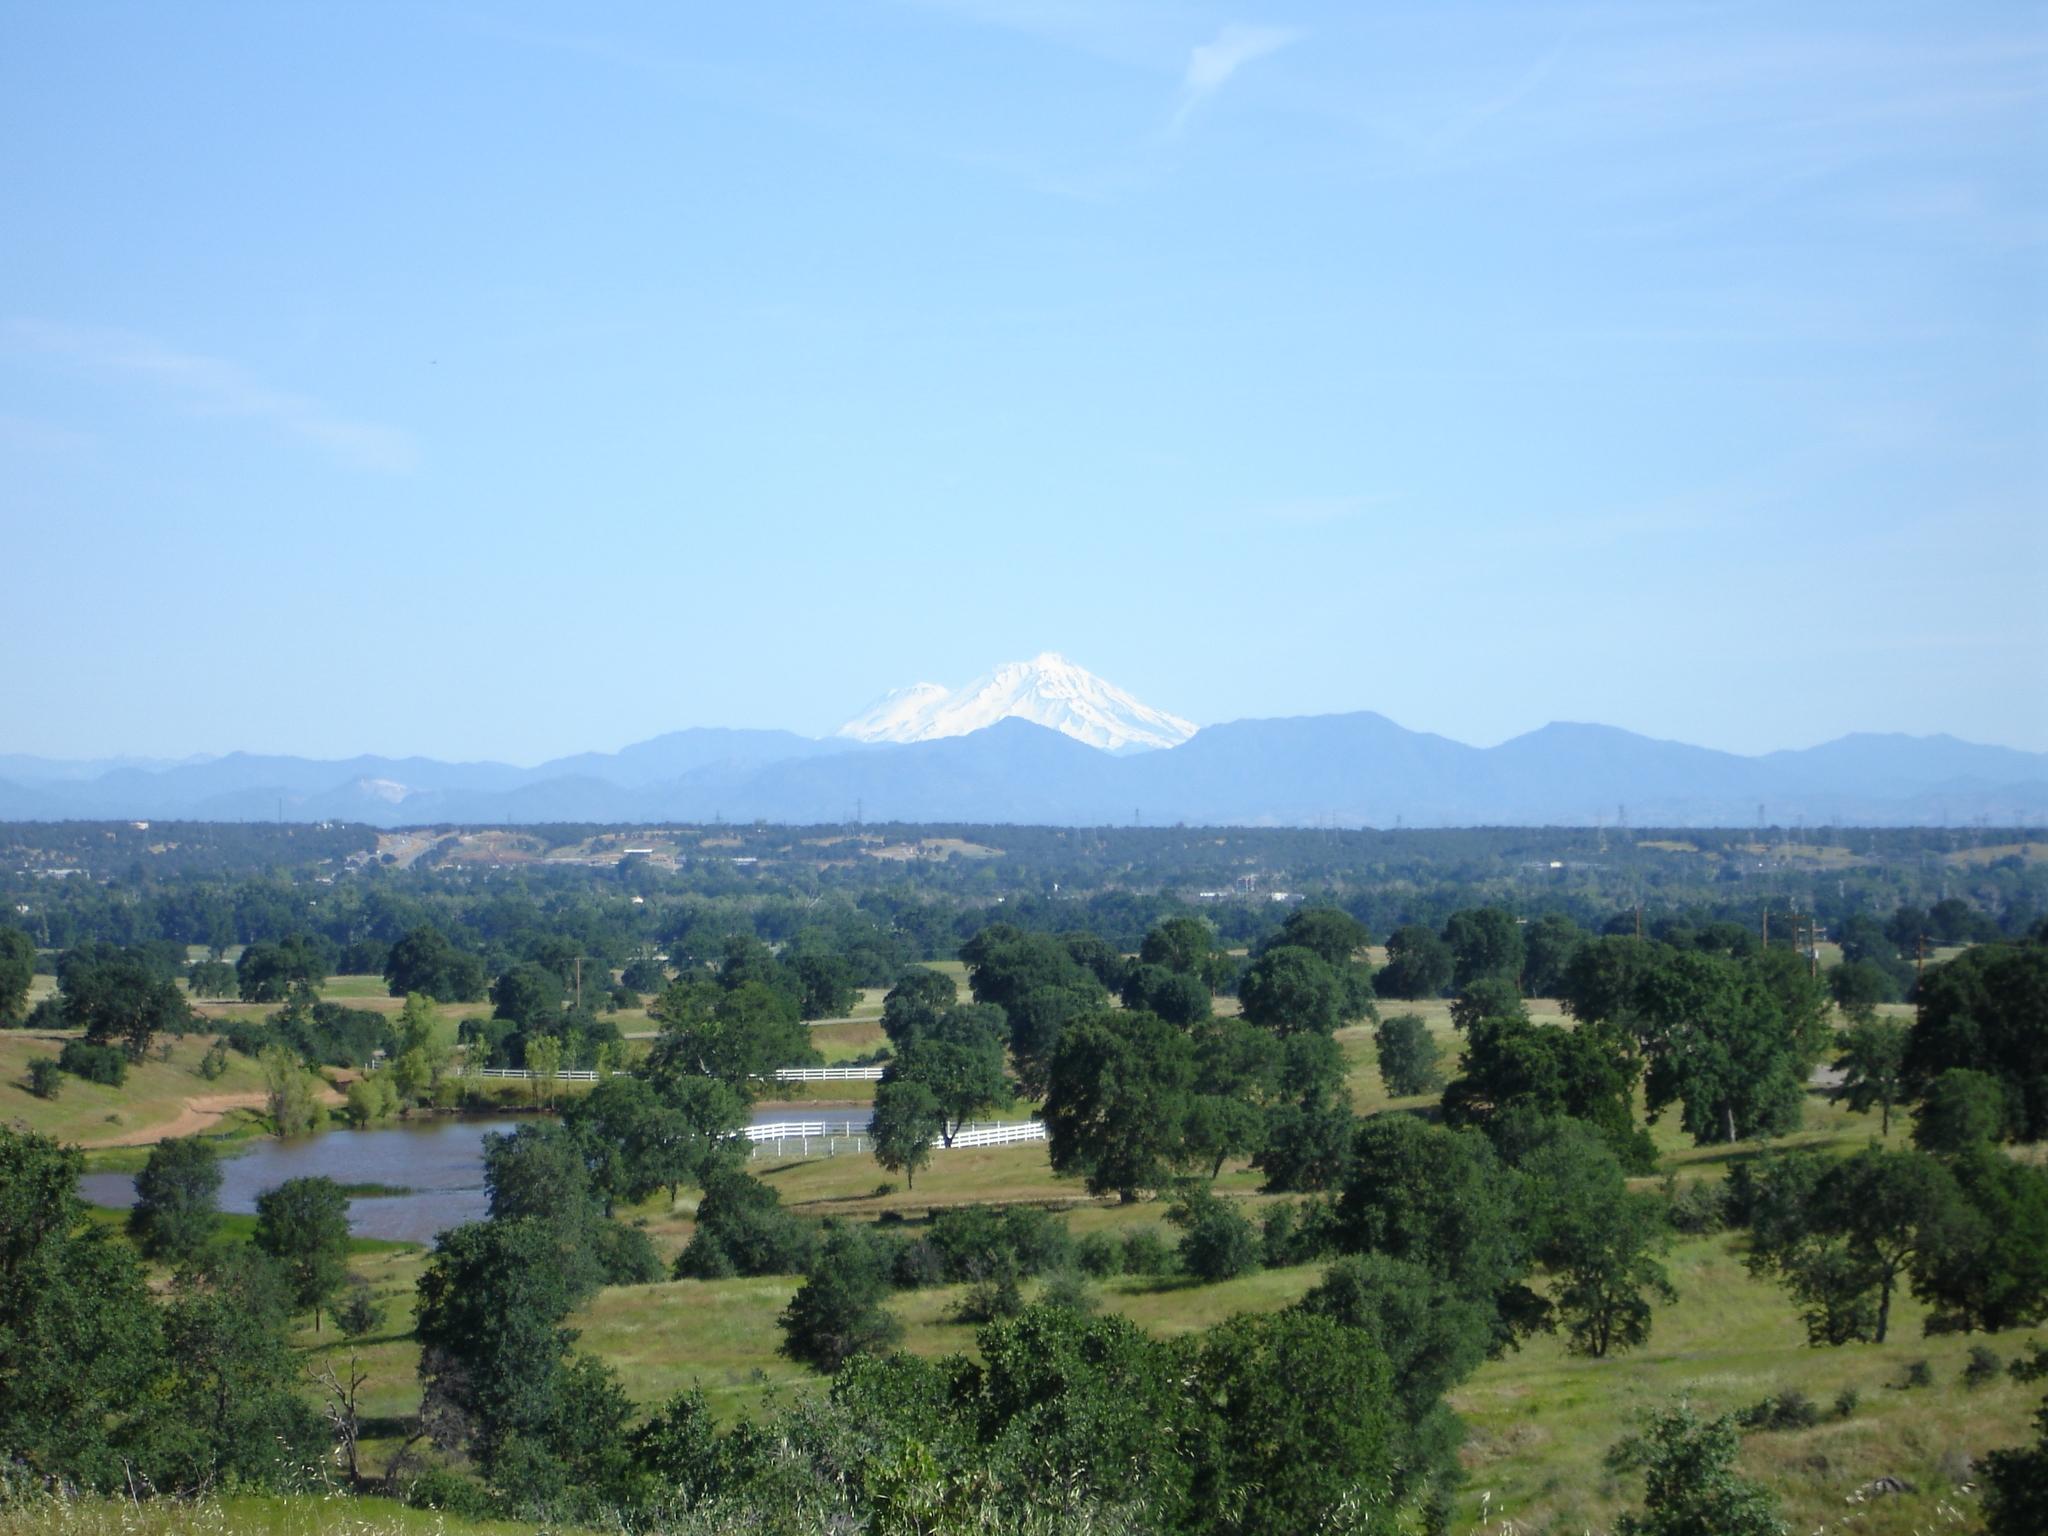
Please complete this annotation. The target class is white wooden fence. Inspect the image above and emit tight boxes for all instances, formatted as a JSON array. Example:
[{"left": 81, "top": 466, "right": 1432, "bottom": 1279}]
[
  {"left": 458, "top": 1062, "right": 1042, "bottom": 1162},
  {"left": 944, "top": 1120, "right": 1047, "bottom": 1150},
  {"left": 464, "top": 1064, "right": 882, "bottom": 1084},
  {"left": 743, "top": 1117, "right": 1047, "bottom": 1160}
]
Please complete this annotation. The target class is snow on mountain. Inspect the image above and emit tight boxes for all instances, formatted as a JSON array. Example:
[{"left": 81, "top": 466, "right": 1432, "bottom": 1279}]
[
  {"left": 836, "top": 654, "right": 1197, "bottom": 753},
  {"left": 836, "top": 683, "right": 952, "bottom": 744}
]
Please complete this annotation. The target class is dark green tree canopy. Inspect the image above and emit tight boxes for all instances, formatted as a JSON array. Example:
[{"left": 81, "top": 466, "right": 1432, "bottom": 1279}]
[
  {"left": 1237, "top": 945, "right": 1348, "bottom": 1036},
  {"left": 492, "top": 960, "right": 566, "bottom": 1030},
  {"left": 59, "top": 945, "right": 191, "bottom": 1061},
  {"left": 252, "top": 1174, "right": 351, "bottom": 1330},
  {"left": 1904, "top": 940, "right": 2048, "bottom": 1140},
  {"left": 649, "top": 975, "right": 817, "bottom": 1096},
  {"left": 1521, "top": 912, "right": 1585, "bottom": 999},
  {"left": 1444, "top": 907, "right": 1526, "bottom": 990},
  {"left": 127, "top": 1136, "right": 222, "bottom": 1264},
  {"left": 884, "top": 1014, "right": 1009, "bottom": 1146},
  {"left": 1336, "top": 1113, "right": 1542, "bottom": 1351},
  {"left": 1374, "top": 1012, "right": 1443, "bottom": 1097},
  {"left": 235, "top": 933, "right": 331, "bottom": 1003},
  {"left": 880, "top": 965, "right": 958, "bottom": 1048},
  {"left": 1911, "top": 1148, "right": 2048, "bottom": 1336},
  {"left": 1140, "top": 915, "right": 1217, "bottom": 975},
  {"left": 870, "top": 1078, "right": 943, "bottom": 1190},
  {"left": 0, "top": 926, "right": 35, "bottom": 1024},
  {"left": 778, "top": 1222, "right": 903, "bottom": 1374},
  {"left": 1832, "top": 1015, "right": 1909, "bottom": 1135},
  {"left": 1121, "top": 962, "right": 1213, "bottom": 1027},
  {"left": 1043, "top": 1010, "right": 1199, "bottom": 1201},
  {"left": 1269, "top": 906, "right": 1370, "bottom": 969},
  {"left": 384, "top": 924, "right": 487, "bottom": 1003},
  {"left": 1377, "top": 924, "right": 1454, "bottom": 1001},
  {"left": 1912, "top": 1067, "right": 2012, "bottom": 1154}
]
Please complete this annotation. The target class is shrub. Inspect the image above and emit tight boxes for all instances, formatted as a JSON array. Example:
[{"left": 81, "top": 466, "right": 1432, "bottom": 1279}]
[
  {"left": 675, "top": 1169, "right": 819, "bottom": 1278},
  {"left": 1261, "top": 1197, "right": 1342, "bottom": 1268},
  {"left": 891, "top": 1236, "right": 946, "bottom": 1290},
  {"left": 342, "top": 1074, "right": 399, "bottom": 1128},
  {"left": 675, "top": 1234, "right": 736, "bottom": 1280},
  {"left": 197, "top": 1040, "right": 230, "bottom": 1080},
  {"left": 402, "top": 1465, "right": 501, "bottom": 1520},
  {"left": 1832, "top": 1387, "right": 1859, "bottom": 1420},
  {"left": 1895, "top": 1359, "right": 1933, "bottom": 1390},
  {"left": 1663, "top": 1176, "right": 1727, "bottom": 1235},
  {"left": 953, "top": 1273, "right": 1026, "bottom": 1324},
  {"left": 1039, "top": 1267, "right": 1098, "bottom": 1314},
  {"left": 1000, "top": 1204, "right": 1076, "bottom": 1276},
  {"left": 334, "top": 1276, "right": 387, "bottom": 1338},
  {"left": 1964, "top": 1345, "right": 2004, "bottom": 1389},
  {"left": 779, "top": 1223, "right": 902, "bottom": 1373},
  {"left": 1612, "top": 1402, "right": 1786, "bottom": 1536},
  {"left": 1119, "top": 1225, "right": 1179, "bottom": 1278},
  {"left": 925, "top": 1203, "right": 1074, "bottom": 1283},
  {"left": 593, "top": 1219, "right": 665, "bottom": 1285},
  {"left": 1735, "top": 1390, "right": 1822, "bottom": 1432},
  {"left": 58, "top": 1038, "right": 127, "bottom": 1085},
  {"left": 26, "top": 1056, "right": 62, "bottom": 1098},
  {"left": 216, "top": 1019, "right": 268, "bottom": 1057},
  {"left": 1169, "top": 1186, "right": 1260, "bottom": 1284},
  {"left": 2010, "top": 1341, "right": 2048, "bottom": 1384},
  {"left": 1075, "top": 1230, "right": 1123, "bottom": 1278}
]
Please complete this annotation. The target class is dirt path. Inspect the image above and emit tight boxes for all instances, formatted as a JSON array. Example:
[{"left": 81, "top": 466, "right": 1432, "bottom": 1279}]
[{"left": 81, "top": 1086, "right": 347, "bottom": 1148}]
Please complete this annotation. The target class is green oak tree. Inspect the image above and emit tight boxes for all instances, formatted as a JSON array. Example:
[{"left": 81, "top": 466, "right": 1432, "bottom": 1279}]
[
  {"left": 870, "top": 1078, "right": 943, "bottom": 1190},
  {"left": 127, "top": 1136, "right": 223, "bottom": 1265},
  {"left": 1043, "top": 1011, "right": 1198, "bottom": 1201},
  {"left": 383, "top": 925, "right": 487, "bottom": 1003},
  {"left": 1833, "top": 1015, "right": 1909, "bottom": 1135},
  {"left": 0, "top": 926, "right": 38, "bottom": 1023},
  {"left": 1444, "top": 907, "right": 1525, "bottom": 990},
  {"left": 1376, "top": 924, "right": 1454, "bottom": 1001},
  {"left": 1374, "top": 1012, "right": 1443, "bottom": 1096},
  {"left": 252, "top": 1175, "right": 351, "bottom": 1331}
]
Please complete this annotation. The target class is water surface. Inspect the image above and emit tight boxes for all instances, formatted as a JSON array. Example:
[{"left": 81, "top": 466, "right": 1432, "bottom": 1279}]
[{"left": 79, "top": 1109, "right": 878, "bottom": 1245}]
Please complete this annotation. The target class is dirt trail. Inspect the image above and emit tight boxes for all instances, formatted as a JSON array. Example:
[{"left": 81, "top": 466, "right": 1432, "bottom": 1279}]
[{"left": 81, "top": 1086, "right": 346, "bottom": 1148}]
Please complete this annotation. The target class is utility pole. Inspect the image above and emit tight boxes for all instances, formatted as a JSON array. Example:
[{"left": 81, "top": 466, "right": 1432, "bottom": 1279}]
[
  {"left": 1762, "top": 907, "right": 1770, "bottom": 947},
  {"left": 1916, "top": 932, "right": 1926, "bottom": 981},
  {"left": 1635, "top": 904, "right": 1643, "bottom": 941},
  {"left": 573, "top": 954, "right": 583, "bottom": 1013}
]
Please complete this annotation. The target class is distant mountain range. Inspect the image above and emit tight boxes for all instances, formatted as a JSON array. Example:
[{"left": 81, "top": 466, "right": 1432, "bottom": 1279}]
[{"left": 2, "top": 712, "right": 2043, "bottom": 829}]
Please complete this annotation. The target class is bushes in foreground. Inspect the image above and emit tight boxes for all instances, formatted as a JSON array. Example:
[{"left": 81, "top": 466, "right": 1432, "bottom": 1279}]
[{"left": 58, "top": 1037, "right": 128, "bottom": 1085}]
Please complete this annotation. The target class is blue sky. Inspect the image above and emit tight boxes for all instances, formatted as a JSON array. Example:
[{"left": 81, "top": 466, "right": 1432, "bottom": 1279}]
[{"left": 3, "top": 1, "right": 2043, "bottom": 764}]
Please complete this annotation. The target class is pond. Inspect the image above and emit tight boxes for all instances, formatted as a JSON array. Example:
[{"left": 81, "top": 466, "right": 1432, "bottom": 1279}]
[{"left": 79, "top": 1109, "right": 875, "bottom": 1245}]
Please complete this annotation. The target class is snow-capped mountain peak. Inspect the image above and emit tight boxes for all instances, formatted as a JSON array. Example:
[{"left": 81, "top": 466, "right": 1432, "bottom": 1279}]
[{"left": 837, "top": 654, "right": 1197, "bottom": 752}]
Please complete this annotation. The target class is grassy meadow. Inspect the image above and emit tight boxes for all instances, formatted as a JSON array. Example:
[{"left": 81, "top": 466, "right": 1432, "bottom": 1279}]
[{"left": 0, "top": 1028, "right": 279, "bottom": 1149}]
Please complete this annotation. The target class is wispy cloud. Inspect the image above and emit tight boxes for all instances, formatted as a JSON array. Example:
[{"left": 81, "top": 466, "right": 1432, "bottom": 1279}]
[
  {"left": 1172, "top": 24, "right": 1302, "bottom": 132},
  {"left": 8, "top": 319, "right": 416, "bottom": 472}
]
